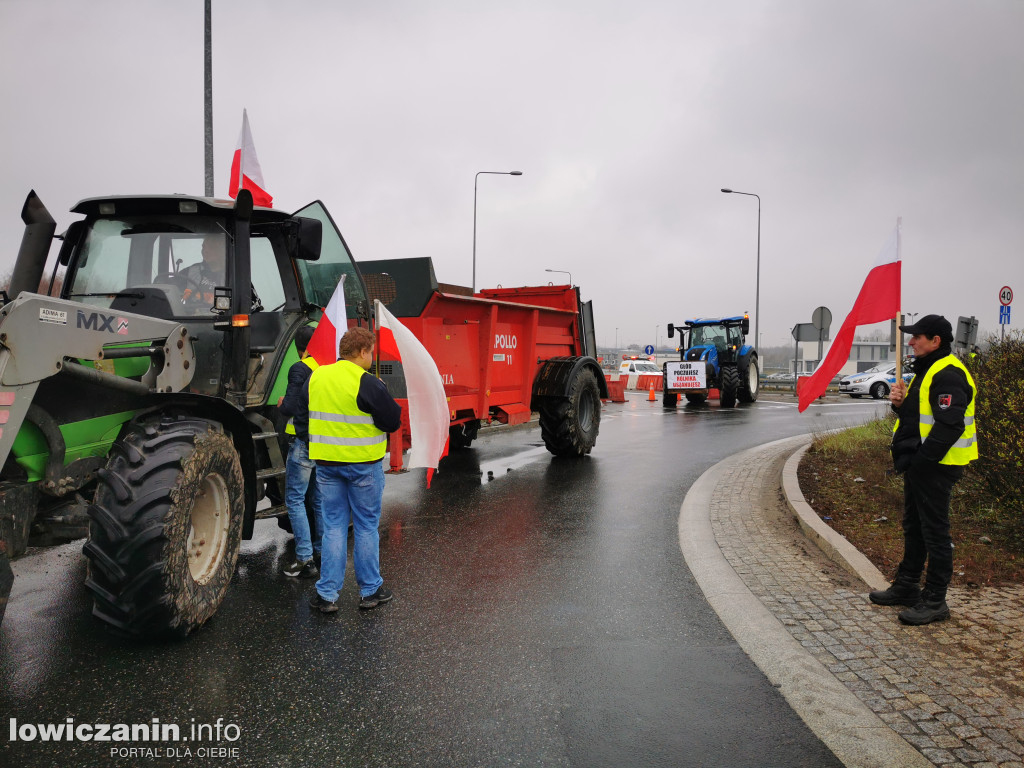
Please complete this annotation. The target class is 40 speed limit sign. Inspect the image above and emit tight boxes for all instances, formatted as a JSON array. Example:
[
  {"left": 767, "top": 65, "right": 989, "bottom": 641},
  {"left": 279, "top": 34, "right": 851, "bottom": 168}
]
[{"left": 1000, "top": 286, "right": 1013, "bottom": 306}]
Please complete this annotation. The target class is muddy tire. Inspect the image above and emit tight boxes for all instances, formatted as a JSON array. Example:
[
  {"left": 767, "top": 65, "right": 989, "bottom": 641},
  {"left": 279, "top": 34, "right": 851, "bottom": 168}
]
[
  {"left": 0, "top": 548, "right": 12, "bottom": 627},
  {"left": 720, "top": 366, "right": 739, "bottom": 408},
  {"left": 539, "top": 368, "right": 601, "bottom": 457},
  {"left": 83, "top": 415, "right": 244, "bottom": 638},
  {"left": 663, "top": 391, "right": 678, "bottom": 409}
]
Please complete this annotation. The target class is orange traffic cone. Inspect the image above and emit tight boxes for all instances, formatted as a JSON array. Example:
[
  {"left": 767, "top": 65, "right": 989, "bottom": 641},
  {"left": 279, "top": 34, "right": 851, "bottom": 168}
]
[{"left": 648, "top": 382, "right": 656, "bottom": 401}]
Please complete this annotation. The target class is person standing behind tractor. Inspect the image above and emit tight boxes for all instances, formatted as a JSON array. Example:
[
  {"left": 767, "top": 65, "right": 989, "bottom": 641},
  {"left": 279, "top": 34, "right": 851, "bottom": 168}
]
[
  {"left": 306, "top": 327, "right": 401, "bottom": 613},
  {"left": 869, "top": 314, "right": 978, "bottom": 625},
  {"left": 277, "top": 325, "right": 323, "bottom": 578}
]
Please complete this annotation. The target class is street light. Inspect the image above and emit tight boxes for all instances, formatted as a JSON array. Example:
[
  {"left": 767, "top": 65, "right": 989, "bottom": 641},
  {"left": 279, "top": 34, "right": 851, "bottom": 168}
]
[
  {"left": 545, "top": 268, "right": 572, "bottom": 285},
  {"left": 721, "top": 188, "right": 761, "bottom": 349},
  {"left": 473, "top": 170, "right": 523, "bottom": 293}
]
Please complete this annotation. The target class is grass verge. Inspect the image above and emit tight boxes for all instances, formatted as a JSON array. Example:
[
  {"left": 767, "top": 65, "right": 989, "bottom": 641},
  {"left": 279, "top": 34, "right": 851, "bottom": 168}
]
[{"left": 798, "top": 416, "right": 1024, "bottom": 587}]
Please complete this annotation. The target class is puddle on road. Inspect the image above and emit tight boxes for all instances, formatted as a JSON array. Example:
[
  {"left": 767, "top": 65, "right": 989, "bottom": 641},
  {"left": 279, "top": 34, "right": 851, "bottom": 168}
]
[{"left": 479, "top": 445, "right": 550, "bottom": 485}]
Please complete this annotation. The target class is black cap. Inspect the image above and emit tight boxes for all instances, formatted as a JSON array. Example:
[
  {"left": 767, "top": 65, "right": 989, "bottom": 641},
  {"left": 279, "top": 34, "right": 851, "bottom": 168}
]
[
  {"left": 294, "top": 325, "right": 315, "bottom": 354},
  {"left": 899, "top": 314, "right": 953, "bottom": 344}
]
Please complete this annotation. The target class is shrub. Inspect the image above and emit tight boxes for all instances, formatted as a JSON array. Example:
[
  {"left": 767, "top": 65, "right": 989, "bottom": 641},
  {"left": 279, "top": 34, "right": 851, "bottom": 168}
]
[{"left": 965, "top": 333, "right": 1024, "bottom": 547}]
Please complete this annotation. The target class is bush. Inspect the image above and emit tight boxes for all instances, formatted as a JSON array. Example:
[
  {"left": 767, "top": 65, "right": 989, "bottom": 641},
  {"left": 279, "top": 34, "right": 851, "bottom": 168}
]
[{"left": 965, "top": 333, "right": 1024, "bottom": 547}]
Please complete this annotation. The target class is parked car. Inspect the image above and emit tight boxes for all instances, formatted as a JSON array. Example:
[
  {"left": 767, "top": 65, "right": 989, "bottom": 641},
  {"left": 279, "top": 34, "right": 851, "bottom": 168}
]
[{"left": 839, "top": 363, "right": 912, "bottom": 399}]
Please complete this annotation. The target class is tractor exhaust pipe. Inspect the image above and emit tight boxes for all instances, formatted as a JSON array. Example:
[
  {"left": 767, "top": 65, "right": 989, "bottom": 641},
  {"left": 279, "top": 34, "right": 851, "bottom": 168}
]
[{"left": 7, "top": 191, "right": 57, "bottom": 300}]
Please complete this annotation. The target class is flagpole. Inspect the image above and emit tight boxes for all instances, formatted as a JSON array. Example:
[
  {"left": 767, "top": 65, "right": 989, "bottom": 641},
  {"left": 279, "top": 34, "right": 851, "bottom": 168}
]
[{"left": 895, "top": 217, "right": 903, "bottom": 390}]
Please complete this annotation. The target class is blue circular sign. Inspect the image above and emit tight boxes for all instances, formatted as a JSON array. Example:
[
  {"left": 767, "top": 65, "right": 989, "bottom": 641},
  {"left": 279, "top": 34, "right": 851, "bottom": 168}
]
[{"left": 644, "top": 345, "right": 655, "bottom": 355}]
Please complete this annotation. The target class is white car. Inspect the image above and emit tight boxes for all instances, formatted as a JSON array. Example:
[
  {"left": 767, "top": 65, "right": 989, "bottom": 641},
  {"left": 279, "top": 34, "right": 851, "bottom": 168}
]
[
  {"left": 618, "top": 359, "right": 662, "bottom": 376},
  {"left": 839, "top": 363, "right": 912, "bottom": 399}
]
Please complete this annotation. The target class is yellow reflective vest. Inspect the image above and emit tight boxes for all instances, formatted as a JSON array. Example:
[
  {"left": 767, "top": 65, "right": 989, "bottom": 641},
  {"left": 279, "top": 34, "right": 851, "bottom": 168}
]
[
  {"left": 894, "top": 355, "right": 978, "bottom": 465},
  {"left": 285, "top": 356, "right": 319, "bottom": 436},
  {"left": 308, "top": 360, "right": 387, "bottom": 463}
]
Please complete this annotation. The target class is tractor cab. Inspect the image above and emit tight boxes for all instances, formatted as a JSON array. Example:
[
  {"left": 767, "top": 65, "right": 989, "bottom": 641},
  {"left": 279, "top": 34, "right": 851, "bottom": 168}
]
[{"left": 43, "top": 195, "right": 369, "bottom": 401}]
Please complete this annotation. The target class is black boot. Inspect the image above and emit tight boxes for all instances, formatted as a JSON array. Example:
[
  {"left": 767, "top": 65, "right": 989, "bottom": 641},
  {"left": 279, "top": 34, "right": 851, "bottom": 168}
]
[
  {"left": 898, "top": 592, "right": 950, "bottom": 626},
  {"left": 868, "top": 578, "right": 921, "bottom": 607}
]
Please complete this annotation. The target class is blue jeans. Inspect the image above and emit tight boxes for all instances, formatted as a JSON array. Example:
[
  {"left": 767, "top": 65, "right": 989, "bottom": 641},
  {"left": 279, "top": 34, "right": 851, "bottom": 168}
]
[
  {"left": 285, "top": 439, "right": 324, "bottom": 562},
  {"left": 315, "top": 461, "right": 386, "bottom": 601}
]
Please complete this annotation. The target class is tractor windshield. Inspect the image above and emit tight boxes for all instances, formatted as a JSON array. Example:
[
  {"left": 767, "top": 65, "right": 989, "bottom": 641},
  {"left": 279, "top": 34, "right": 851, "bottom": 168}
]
[
  {"left": 690, "top": 325, "right": 727, "bottom": 349},
  {"left": 64, "top": 215, "right": 287, "bottom": 318}
]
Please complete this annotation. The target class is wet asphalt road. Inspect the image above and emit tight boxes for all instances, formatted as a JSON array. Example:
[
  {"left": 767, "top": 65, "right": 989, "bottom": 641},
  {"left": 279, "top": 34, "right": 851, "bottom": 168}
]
[{"left": 1, "top": 392, "right": 888, "bottom": 768}]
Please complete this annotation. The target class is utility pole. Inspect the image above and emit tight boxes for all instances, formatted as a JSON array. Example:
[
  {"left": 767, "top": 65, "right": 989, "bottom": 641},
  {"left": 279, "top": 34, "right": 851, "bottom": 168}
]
[{"left": 204, "top": 0, "right": 214, "bottom": 197}]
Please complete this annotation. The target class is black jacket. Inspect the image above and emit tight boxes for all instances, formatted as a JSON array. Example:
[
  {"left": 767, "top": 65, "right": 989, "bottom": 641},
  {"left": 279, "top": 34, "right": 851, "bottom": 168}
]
[
  {"left": 278, "top": 359, "right": 316, "bottom": 442},
  {"left": 891, "top": 346, "right": 974, "bottom": 468}
]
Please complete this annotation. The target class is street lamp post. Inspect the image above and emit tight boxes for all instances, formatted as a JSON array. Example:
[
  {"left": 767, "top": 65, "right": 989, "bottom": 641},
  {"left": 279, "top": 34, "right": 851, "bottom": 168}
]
[
  {"left": 544, "top": 268, "right": 572, "bottom": 285},
  {"left": 721, "top": 188, "right": 761, "bottom": 349},
  {"left": 473, "top": 170, "right": 523, "bottom": 293}
]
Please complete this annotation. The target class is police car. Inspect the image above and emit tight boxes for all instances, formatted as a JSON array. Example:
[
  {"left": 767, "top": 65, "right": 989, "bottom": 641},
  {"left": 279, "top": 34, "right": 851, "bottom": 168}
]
[
  {"left": 839, "top": 362, "right": 912, "bottom": 399},
  {"left": 618, "top": 357, "right": 662, "bottom": 376}
]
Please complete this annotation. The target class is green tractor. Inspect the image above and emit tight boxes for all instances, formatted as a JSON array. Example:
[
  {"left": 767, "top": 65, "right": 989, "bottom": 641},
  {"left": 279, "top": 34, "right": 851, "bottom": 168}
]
[{"left": 0, "top": 189, "right": 369, "bottom": 637}]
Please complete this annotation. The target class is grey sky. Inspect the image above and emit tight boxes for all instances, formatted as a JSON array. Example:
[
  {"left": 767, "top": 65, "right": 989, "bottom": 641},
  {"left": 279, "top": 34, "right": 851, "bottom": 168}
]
[{"left": 2, "top": 0, "right": 1021, "bottom": 349}]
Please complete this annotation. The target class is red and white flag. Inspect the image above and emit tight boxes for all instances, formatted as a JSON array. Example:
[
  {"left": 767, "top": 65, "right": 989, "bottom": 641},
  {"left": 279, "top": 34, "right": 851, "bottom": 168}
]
[
  {"left": 798, "top": 222, "right": 902, "bottom": 411},
  {"left": 228, "top": 109, "right": 273, "bottom": 208},
  {"left": 375, "top": 300, "right": 450, "bottom": 485},
  {"left": 305, "top": 275, "right": 347, "bottom": 365}
]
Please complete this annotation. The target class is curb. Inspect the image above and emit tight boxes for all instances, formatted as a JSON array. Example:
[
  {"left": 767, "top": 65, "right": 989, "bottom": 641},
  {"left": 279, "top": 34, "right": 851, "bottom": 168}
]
[
  {"left": 781, "top": 441, "right": 890, "bottom": 592},
  {"left": 679, "top": 435, "right": 931, "bottom": 768}
]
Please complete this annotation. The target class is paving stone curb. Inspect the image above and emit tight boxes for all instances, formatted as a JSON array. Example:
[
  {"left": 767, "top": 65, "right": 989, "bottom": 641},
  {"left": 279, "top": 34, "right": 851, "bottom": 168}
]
[
  {"left": 679, "top": 435, "right": 930, "bottom": 768},
  {"left": 681, "top": 434, "right": 1024, "bottom": 768}
]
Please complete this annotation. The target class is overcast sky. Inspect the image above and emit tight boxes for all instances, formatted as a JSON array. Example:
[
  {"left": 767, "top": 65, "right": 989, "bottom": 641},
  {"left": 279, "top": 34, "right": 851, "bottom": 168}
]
[{"left": 2, "top": 0, "right": 1021, "bottom": 349}]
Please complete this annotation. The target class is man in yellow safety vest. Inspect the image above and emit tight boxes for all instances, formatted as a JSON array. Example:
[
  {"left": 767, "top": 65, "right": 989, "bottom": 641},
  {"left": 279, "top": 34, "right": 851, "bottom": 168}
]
[
  {"left": 277, "top": 325, "right": 323, "bottom": 579},
  {"left": 869, "top": 314, "right": 978, "bottom": 625},
  {"left": 306, "top": 327, "right": 401, "bottom": 613}
]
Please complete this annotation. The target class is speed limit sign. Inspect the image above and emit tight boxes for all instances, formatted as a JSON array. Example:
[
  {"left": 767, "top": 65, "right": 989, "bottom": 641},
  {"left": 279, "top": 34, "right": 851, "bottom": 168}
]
[{"left": 1000, "top": 286, "right": 1013, "bottom": 306}]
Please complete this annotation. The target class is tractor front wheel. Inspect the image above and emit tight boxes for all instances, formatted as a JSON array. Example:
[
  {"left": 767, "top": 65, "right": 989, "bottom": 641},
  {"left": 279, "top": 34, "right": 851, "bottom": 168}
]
[
  {"left": 720, "top": 367, "right": 740, "bottom": 408},
  {"left": 663, "top": 391, "right": 678, "bottom": 409},
  {"left": 738, "top": 354, "right": 759, "bottom": 403},
  {"left": 84, "top": 415, "right": 244, "bottom": 638},
  {"left": 540, "top": 368, "right": 601, "bottom": 456}
]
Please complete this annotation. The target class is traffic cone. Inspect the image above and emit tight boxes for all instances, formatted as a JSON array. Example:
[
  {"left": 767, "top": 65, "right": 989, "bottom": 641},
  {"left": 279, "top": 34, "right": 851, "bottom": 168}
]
[{"left": 648, "top": 382, "right": 656, "bottom": 401}]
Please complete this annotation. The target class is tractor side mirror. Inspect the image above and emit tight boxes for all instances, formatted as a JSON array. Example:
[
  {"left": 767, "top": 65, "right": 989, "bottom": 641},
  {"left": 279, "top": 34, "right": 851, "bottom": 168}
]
[
  {"left": 291, "top": 216, "right": 322, "bottom": 261},
  {"left": 741, "top": 315, "right": 750, "bottom": 335},
  {"left": 666, "top": 323, "right": 674, "bottom": 339},
  {"left": 57, "top": 220, "right": 86, "bottom": 266}
]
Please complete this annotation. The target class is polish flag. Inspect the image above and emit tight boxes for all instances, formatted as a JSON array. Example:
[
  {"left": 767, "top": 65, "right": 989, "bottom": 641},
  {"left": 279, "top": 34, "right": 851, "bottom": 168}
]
[
  {"left": 798, "top": 222, "right": 902, "bottom": 411},
  {"left": 305, "top": 275, "right": 347, "bottom": 365},
  {"left": 228, "top": 109, "right": 273, "bottom": 208},
  {"left": 375, "top": 300, "right": 450, "bottom": 486}
]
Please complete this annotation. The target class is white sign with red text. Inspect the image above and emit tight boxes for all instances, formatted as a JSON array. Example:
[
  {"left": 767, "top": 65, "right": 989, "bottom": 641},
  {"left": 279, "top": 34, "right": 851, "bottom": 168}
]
[{"left": 666, "top": 361, "right": 706, "bottom": 389}]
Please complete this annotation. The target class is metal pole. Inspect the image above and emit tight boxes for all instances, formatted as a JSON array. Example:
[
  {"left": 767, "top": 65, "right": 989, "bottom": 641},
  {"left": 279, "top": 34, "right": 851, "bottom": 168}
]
[
  {"left": 204, "top": 0, "right": 214, "bottom": 197},
  {"left": 721, "top": 189, "right": 760, "bottom": 351},
  {"left": 472, "top": 171, "right": 522, "bottom": 293}
]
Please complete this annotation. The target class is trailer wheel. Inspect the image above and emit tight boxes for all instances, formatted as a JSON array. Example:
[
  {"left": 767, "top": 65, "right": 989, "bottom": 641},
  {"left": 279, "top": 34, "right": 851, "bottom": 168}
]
[
  {"left": 83, "top": 416, "right": 244, "bottom": 638},
  {"left": 540, "top": 368, "right": 601, "bottom": 456},
  {"left": 720, "top": 367, "right": 739, "bottom": 408},
  {"left": 663, "top": 392, "right": 678, "bottom": 409},
  {"left": 685, "top": 393, "right": 708, "bottom": 404}
]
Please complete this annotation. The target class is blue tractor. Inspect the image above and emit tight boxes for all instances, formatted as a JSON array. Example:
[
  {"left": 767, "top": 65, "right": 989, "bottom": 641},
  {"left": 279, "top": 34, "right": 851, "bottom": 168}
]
[{"left": 662, "top": 315, "right": 758, "bottom": 408}]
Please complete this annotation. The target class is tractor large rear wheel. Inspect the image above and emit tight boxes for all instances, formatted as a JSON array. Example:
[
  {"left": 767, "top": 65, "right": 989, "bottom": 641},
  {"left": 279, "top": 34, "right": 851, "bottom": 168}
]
[
  {"left": 540, "top": 368, "right": 601, "bottom": 456},
  {"left": 720, "top": 367, "right": 740, "bottom": 408},
  {"left": 84, "top": 415, "right": 244, "bottom": 638}
]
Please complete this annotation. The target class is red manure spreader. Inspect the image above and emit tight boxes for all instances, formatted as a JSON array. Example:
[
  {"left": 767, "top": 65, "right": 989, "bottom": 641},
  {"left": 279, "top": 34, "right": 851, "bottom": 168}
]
[{"left": 359, "top": 258, "right": 606, "bottom": 468}]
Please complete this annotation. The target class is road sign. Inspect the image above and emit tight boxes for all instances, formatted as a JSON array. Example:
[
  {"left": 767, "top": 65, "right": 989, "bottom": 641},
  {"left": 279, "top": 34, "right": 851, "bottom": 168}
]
[
  {"left": 811, "top": 306, "right": 832, "bottom": 332},
  {"left": 644, "top": 344, "right": 655, "bottom": 355},
  {"left": 1000, "top": 286, "right": 1013, "bottom": 306},
  {"left": 1000, "top": 305, "right": 1011, "bottom": 325}
]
